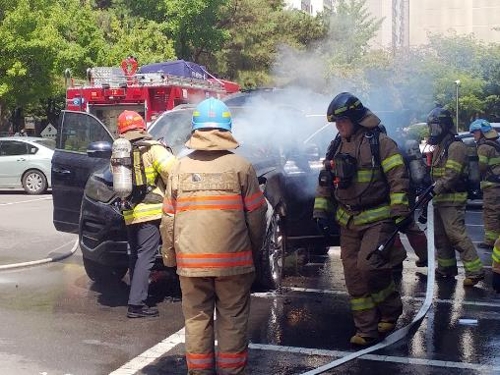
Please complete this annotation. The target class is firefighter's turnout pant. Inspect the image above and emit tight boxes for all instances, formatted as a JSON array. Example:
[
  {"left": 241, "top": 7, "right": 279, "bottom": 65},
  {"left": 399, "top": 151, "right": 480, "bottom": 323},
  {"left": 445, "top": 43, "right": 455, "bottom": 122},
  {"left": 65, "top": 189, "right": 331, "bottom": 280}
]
[
  {"left": 340, "top": 219, "right": 403, "bottom": 339},
  {"left": 393, "top": 221, "right": 428, "bottom": 263},
  {"left": 126, "top": 219, "right": 160, "bottom": 306},
  {"left": 180, "top": 272, "right": 255, "bottom": 375},
  {"left": 493, "top": 236, "right": 500, "bottom": 275},
  {"left": 482, "top": 188, "right": 500, "bottom": 246},
  {"left": 434, "top": 205, "right": 484, "bottom": 278}
]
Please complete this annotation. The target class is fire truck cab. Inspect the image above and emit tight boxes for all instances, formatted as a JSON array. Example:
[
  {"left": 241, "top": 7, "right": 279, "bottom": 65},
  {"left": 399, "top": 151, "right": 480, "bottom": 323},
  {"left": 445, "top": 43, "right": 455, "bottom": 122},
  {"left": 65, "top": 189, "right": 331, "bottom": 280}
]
[{"left": 65, "top": 57, "right": 240, "bottom": 134}]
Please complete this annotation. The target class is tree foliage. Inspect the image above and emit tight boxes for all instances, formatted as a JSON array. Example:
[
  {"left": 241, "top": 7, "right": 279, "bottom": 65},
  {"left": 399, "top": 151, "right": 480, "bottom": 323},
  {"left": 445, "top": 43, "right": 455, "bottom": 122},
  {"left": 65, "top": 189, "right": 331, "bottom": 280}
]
[
  {"left": 163, "top": 0, "right": 229, "bottom": 62},
  {"left": 1, "top": 0, "right": 500, "bottom": 134},
  {"left": 0, "top": 0, "right": 64, "bottom": 109}
]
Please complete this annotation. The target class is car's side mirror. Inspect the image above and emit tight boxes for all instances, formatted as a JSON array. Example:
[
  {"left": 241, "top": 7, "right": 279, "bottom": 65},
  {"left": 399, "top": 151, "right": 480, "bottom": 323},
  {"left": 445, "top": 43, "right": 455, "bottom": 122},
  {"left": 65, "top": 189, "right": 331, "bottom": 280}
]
[{"left": 87, "top": 141, "right": 112, "bottom": 159}]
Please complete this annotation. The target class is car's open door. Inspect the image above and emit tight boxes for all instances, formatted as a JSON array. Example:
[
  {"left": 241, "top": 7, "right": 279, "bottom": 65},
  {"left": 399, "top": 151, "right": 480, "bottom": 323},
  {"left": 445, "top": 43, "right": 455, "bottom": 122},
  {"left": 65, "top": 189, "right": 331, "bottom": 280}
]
[{"left": 52, "top": 111, "right": 114, "bottom": 233}]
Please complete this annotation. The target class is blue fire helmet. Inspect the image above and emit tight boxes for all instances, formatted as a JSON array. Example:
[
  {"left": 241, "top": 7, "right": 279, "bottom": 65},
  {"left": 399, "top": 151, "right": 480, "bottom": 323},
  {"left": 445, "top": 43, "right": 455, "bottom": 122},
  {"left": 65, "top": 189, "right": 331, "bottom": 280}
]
[
  {"left": 191, "top": 98, "right": 232, "bottom": 132},
  {"left": 469, "top": 119, "right": 491, "bottom": 134}
]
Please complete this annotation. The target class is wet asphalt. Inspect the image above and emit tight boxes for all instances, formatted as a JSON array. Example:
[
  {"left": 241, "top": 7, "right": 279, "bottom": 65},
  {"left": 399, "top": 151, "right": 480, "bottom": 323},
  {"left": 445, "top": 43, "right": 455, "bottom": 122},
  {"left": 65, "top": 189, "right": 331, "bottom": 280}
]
[
  {"left": 132, "top": 208, "right": 500, "bottom": 375},
  {"left": 0, "top": 193, "right": 498, "bottom": 375}
]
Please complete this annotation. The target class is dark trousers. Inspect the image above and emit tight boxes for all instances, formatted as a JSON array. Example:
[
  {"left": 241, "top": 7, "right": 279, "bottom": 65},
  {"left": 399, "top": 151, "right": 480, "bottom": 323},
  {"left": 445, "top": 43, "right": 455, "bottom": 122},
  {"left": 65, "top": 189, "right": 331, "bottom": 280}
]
[{"left": 127, "top": 220, "right": 160, "bottom": 306}]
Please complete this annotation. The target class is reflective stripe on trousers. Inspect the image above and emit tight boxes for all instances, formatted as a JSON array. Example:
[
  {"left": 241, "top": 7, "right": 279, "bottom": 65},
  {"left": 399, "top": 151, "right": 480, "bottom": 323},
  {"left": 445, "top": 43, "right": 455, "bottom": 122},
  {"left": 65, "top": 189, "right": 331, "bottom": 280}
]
[{"left": 180, "top": 273, "right": 254, "bottom": 375}]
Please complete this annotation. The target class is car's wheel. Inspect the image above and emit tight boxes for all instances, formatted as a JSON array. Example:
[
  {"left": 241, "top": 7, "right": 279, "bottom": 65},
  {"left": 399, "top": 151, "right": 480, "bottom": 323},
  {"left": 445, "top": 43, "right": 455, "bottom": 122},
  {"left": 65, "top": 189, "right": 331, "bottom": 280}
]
[
  {"left": 83, "top": 257, "right": 128, "bottom": 283},
  {"left": 254, "top": 210, "right": 286, "bottom": 291},
  {"left": 22, "top": 169, "right": 48, "bottom": 195}
]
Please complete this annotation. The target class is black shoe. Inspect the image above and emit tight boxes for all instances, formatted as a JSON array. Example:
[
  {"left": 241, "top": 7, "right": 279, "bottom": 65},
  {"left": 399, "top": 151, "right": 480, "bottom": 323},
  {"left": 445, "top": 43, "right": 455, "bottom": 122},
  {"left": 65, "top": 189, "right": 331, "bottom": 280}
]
[
  {"left": 435, "top": 268, "right": 458, "bottom": 279},
  {"left": 392, "top": 263, "right": 403, "bottom": 272},
  {"left": 478, "top": 242, "right": 493, "bottom": 250},
  {"left": 127, "top": 305, "right": 159, "bottom": 318},
  {"left": 415, "top": 259, "right": 428, "bottom": 267}
]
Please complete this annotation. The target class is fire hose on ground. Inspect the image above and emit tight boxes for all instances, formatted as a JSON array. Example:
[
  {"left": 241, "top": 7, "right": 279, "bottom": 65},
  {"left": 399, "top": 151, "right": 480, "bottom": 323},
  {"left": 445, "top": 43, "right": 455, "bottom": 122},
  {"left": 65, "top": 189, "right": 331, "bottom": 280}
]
[{"left": 301, "top": 198, "right": 436, "bottom": 375}]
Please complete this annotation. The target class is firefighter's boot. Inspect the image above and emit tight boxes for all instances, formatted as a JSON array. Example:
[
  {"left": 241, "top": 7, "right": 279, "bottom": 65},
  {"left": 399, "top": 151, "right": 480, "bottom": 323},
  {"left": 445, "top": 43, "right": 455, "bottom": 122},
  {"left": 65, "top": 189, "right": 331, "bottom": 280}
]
[
  {"left": 463, "top": 273, "right": 485, "bottom": 287},
  {"left": 349, "top": 334, "right": 379, "bottom": 346},
  {"left": 378, "top": 320, "right": 396, "bottom": 334}
]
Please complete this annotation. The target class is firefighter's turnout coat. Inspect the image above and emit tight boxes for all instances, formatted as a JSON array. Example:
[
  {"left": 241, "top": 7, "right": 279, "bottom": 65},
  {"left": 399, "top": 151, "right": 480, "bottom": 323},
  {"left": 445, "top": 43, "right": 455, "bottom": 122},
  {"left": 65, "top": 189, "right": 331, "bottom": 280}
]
[
  {"left": 313, "top": 122, "right": 410, "bottom": 339},
  {"left": 161, "top": 129, "right": 267, "bottom": 276},
  {"left": 121, "top": 131, "right": 176, "bottom": 225},
  {"left": 476, "top": 137, "right": 500, "bottom": 246},
  {"left": 430, "top": 133, "right": 484, "bottom": 278},
  {"left": 160, "top": 129, "right": 267, "bottom": 374},
  {"left": 120, "top": 130, "right": 176, "bottom": 308}
]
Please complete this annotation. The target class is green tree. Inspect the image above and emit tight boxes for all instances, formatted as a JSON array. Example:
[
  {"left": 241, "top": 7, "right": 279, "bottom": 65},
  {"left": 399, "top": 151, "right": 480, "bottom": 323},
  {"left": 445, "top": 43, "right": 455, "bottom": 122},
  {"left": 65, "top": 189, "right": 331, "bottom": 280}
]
[
  {"left": 163, "top": 0, "right": 229, "bottom": 62},
  {"left": 321, "top": 0, "right": 383, "bottom": 66},
  {"left": 93, "top": 9, "right": 176, "bottom": 66},
  {"left": 111, "top": 0, "right": 167, "bottom": 22},
  {"left": 0, "top": 1, "right": 63, "bottom": 114},
  {"left": 213, "top": 0, "right": 327, "bottom": 87}
]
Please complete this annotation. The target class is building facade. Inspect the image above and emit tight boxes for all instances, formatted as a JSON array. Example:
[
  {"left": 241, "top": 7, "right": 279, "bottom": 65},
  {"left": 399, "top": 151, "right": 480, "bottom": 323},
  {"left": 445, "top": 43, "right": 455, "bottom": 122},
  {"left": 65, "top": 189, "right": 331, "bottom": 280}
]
[
  {"left": 286, "top": 0, "right": 500, "bottom": 47},
  {"left": 363, "top": 0, "right": 500, "bottom": 48},
  {"left": 408, "top": 0, "right": 500, "bottom": 46},
  {"left": 285, "top": 0, "right": 334, "bottom": 16}
]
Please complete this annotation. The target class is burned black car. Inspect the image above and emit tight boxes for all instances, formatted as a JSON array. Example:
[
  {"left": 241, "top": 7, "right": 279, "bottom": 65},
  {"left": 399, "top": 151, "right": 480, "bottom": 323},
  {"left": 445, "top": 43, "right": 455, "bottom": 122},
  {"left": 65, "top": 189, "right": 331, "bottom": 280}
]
[{"left": 52, "top": 103, "right": 338, "bottom": 291}]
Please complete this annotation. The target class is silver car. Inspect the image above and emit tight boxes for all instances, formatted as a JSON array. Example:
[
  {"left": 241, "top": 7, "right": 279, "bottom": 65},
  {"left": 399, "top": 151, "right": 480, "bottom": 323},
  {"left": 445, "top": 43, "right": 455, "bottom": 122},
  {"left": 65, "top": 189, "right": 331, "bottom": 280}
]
[{"left": 0, "top": 136, "right": 54, "bottom": 194}]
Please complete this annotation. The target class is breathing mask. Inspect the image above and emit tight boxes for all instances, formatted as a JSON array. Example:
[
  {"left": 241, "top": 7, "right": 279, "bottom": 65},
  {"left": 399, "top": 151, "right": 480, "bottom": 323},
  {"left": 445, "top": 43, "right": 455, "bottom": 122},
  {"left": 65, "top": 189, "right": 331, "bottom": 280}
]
[{"left": 428, "top": 122, "right": 444, "bottom": 145}]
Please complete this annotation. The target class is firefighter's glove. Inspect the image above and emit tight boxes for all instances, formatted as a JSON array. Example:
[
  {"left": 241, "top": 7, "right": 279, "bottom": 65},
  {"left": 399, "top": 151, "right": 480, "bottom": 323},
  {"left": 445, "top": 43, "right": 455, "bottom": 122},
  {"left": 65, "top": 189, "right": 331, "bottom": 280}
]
[
  {"left": 417, "top": 207, "right": 428, "bottom": 225},
  {"left": 416, "top": 184, "right": 436, "bottom": 207},
  {"left": 315, "top": 217, "right": 331, "bottom": 238},
  {"left": 493, "top": 272, "right": 500, "bottom": 294},
  {"left": 394, "top": 215, "right": 412, "bottom": 234}
]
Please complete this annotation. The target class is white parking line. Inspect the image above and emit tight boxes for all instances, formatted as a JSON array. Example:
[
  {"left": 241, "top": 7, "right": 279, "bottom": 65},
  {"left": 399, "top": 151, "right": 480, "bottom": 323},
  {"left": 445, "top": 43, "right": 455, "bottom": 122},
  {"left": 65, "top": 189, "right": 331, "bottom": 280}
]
[
  {"left": 109, "top": 285, "right": 500, "bottom": 375},
  {"left": 250, "top": 343, "right": 500, "bottom": 372},
  {"left": 109, "top": 328, "right": 185, "bottom": 375},
  {"left": 257, "top": 287, "right": 500, "bottom": 309},
  {"left": 0, "top": 196, "right": 52, "bottom": 206},
  {"left": 109, "top": 316, "right": 500, "bottom": 375}
]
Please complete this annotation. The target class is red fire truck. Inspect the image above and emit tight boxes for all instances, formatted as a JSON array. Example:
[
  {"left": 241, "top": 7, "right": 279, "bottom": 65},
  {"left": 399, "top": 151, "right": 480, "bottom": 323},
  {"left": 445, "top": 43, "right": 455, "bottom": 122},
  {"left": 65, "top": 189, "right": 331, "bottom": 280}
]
[{"left": 65, "top": 57, "right": 240, "bottom": 132}]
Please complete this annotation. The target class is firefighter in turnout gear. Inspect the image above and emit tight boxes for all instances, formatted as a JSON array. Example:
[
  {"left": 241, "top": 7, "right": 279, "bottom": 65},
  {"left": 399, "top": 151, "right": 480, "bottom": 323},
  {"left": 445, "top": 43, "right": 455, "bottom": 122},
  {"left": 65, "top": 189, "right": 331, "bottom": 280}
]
[
  {"left": 115, "top": 110, "right": 176, "bottom": 318},
  {"left": 160, "top": 98, "right": 267, "bottom": 374},
  {"left": 313, "top": 92, "right": 411, "bottom": 346},
  {"left": 468, "top": 119, "right": 500, "bottom": 293},
  {"left": 469, "top": 119, "right": 500, "bottom": 250},
  {"left": 426, "top": 108, "right": 484, "bottom": 286},
  {"left": 382, "top": 127, "right": 429, "bottom": 268}
]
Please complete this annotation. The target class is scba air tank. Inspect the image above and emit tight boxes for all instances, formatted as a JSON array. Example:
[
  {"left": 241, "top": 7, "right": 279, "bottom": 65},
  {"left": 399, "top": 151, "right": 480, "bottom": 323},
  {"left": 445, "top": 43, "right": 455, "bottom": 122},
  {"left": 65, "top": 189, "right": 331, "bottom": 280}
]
[
  {"left": 405, "top": 139, "right": 427, "bottom": 187},
  {"left": 110, "top": 137, "right": 133, "bottom": 199},
  {"left": 466, "top": 145, "right": 481, "bottom": 197}
]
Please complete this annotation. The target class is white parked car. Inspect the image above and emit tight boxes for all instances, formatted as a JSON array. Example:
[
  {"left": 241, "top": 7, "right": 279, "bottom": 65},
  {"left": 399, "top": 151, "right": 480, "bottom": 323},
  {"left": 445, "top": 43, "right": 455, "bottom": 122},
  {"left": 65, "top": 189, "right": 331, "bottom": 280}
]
[{"left": 0, "top": 136, "right": 55, "bottom": 194}]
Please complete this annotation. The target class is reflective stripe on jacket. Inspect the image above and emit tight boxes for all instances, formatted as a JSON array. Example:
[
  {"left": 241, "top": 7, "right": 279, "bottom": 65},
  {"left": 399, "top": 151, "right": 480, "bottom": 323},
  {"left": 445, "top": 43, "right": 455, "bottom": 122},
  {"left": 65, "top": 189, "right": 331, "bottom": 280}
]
[
  {"left": 162, "top": 134, "right": 267, "bottom": 277},
  {"left": 477, "top": 140, "right": 500, "bottom": 190},
  {"left": 314, "top": 129, "right": 410, "bottom": 227},
  {"left": 122, "top": 141, "right": 176, "bottom": 225},
  {"left": 430, "top": 134, "right": 468, "bottom": 206}
]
